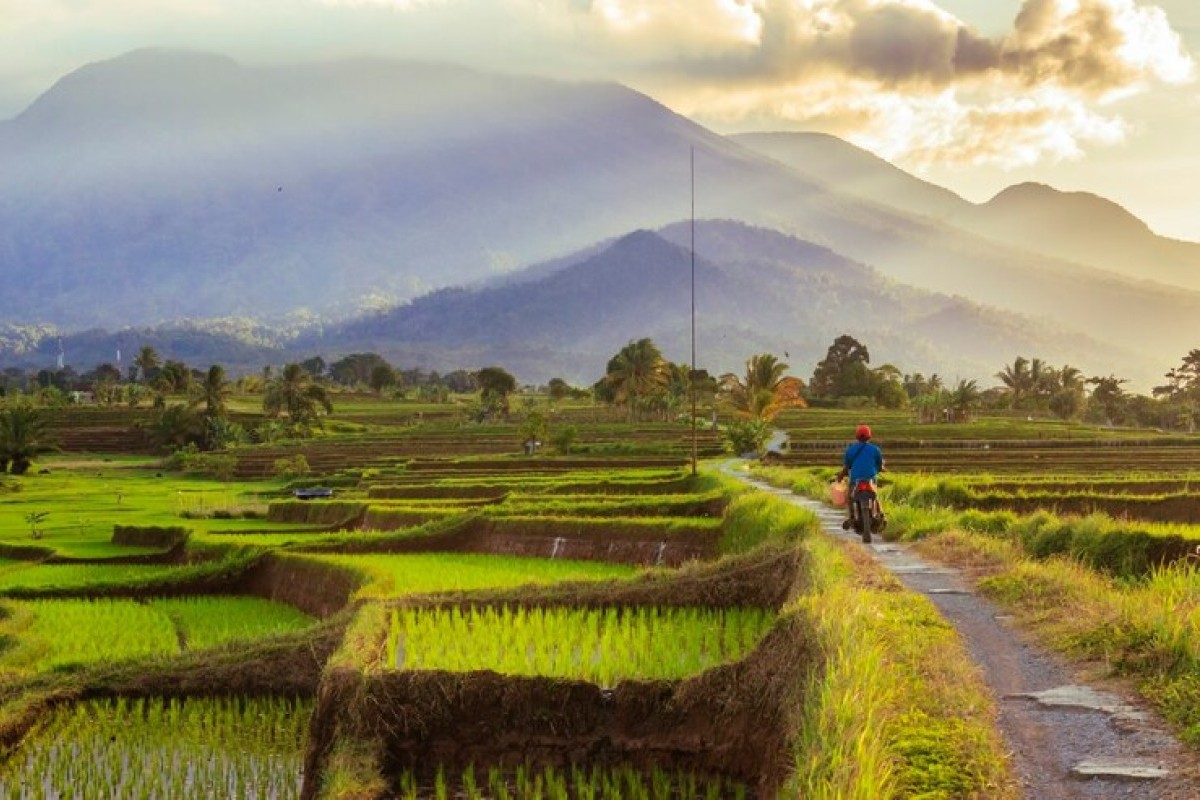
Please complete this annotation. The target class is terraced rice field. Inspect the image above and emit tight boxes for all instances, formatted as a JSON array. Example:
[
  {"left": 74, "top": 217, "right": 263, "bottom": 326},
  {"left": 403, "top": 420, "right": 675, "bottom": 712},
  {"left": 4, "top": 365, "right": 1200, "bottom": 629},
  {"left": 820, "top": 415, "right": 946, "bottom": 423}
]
[
  {"left": 0, "top": 696, "right": 308, "bottom": 799},
  {"left": 315, "top": 553, "right": 637, "bottom": 598},
  {"left": 385, "top": 605, "right": 775, "bottom": 682},
  {"left": 0, "top": 596, "right": 314, "bottom": 674}
]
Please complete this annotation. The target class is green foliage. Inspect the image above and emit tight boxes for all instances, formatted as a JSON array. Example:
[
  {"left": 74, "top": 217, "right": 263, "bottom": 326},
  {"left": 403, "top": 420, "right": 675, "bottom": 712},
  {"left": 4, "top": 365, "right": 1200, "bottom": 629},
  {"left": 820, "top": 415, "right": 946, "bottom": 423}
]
[
  {"left": 264, "top": 363, "right": 333, "bottom": 427},
  {"left": 24, "top": 511, "right": 49, "bottom": 540},
  {"left": 273, "top": 454, "right": 312, "bottom": 479},
  {"left": 723, "top": 418, "right": 770, "bottom": 455},
  {"left": 166, "top": 444, "right": 237, "bottom": 481},
  {"left": 0, "top": 403, "right": 55, "bottom": 474},
  {"left": 147, "top": 404, "right": 204, "bottom": 452},
  {"left": 600, "top": 338, "right": 669, "bottom": 420},
  {"left": 549, "top": 425, "right": 578, "bottom": 455}
]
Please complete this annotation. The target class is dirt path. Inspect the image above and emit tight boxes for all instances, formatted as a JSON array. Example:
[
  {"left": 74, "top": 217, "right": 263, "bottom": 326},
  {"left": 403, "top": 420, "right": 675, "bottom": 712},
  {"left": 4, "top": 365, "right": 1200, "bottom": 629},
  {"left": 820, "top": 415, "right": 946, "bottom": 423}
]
[{"left": 736, "top": 473, "right": 1197, "bottom": 799}]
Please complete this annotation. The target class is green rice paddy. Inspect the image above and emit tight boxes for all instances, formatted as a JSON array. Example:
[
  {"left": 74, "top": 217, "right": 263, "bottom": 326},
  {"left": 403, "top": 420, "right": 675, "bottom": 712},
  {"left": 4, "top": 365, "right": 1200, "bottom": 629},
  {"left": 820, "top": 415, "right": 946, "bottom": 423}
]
[
  {"left": 0, "top": 696, "right": 308, "bottom": 799},
  {"left": 316, "top": 552, "right": 637, "bottom": 598},
  {"left": 0, "top": 596, "right": 314, "bottom": 674},
  {"left": 385, "top": 605, "right": 775, "bottom": 683}
]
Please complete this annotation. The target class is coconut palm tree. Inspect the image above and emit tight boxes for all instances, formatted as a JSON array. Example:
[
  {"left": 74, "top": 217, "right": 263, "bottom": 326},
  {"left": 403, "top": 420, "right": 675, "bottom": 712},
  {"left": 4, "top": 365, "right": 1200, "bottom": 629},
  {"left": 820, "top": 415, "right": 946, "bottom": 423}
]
[
  {"left": 133, "top": 346, "right": 160, "bottom": 384},
  {"left": 604, "top": 339, "right": 669, "bottom": 420},
  {"left": 720, "top": 353, "right": 807, "bottom": 422},
  {"left": 194, "top": 364, "right": 230, "bottom": 421},
  {"left": 947, "top": 379, "right": 982, "bottom": 422},
  {"left": 0, "top": 404, "right": 57, "bottom": 474},
  {"left": 995, "top": 357, "right": 1031, "bottom": 409},
  {"left": 263, "top": 363, "right": 333, "bottom": 427}
]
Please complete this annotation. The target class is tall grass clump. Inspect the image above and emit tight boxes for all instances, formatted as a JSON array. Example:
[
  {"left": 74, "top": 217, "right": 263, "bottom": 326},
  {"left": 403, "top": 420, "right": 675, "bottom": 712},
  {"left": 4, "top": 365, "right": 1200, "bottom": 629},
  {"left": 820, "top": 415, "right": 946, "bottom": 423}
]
[
  {"left": 719, "top": 491, "right": 821, "bottom": 555},
  {"left": 973, "top": 550, "right": 1200, "bottom": 744},
  {"left": 788, "top": 533, "right": 1014, "bottom": 799}
]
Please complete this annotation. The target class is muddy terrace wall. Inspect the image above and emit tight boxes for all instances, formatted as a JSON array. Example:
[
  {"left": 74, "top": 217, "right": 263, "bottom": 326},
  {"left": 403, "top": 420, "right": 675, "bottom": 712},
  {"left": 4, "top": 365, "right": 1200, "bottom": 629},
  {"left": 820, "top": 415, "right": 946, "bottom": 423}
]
[{"left": 300, "top": 545, "right": 812, "bottom": 799}]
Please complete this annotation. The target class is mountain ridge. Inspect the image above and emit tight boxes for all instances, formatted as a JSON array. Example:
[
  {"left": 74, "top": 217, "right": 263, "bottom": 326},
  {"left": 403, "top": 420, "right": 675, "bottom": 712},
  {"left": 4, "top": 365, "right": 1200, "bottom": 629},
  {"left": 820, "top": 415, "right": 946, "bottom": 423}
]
[{"left": 2, "top": 50, "right": 1197, "bottom": 373}]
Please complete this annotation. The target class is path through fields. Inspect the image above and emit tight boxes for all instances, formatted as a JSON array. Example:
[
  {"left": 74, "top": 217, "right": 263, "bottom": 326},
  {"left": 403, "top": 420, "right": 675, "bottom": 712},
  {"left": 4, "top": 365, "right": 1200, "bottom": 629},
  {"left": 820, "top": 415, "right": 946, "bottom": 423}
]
[{"left": 734, "top": 470, "right": 1197, "bottom": 799}]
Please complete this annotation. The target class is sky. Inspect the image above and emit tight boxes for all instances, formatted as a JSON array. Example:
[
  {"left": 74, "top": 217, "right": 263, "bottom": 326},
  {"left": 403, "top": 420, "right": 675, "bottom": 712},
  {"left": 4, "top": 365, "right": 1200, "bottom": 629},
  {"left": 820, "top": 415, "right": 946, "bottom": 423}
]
[{"left": 1, "top": 0, "right": 1198, "bottom": 241}]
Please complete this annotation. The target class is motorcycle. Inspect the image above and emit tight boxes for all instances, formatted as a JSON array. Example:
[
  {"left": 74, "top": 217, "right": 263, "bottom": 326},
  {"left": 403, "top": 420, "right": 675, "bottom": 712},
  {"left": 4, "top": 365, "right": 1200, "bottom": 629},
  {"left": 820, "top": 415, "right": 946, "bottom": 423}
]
[{"left": 848, "top": 480, "right": 884, "bottom": 544}]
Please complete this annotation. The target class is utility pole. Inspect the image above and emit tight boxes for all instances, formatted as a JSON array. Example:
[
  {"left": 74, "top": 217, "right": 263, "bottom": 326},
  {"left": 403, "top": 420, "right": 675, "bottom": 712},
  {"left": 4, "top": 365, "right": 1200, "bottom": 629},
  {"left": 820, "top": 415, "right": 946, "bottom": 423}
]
[{"left": 690, "top": 146, "right": 698, "bottom": 477}]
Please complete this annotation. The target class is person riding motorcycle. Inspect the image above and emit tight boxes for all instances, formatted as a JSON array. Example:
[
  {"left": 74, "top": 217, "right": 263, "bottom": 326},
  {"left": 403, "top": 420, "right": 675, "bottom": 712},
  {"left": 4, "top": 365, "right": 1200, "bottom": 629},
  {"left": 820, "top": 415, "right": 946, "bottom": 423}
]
[{"left": 834, "top": 424, "right": 885, "bottom": 531}]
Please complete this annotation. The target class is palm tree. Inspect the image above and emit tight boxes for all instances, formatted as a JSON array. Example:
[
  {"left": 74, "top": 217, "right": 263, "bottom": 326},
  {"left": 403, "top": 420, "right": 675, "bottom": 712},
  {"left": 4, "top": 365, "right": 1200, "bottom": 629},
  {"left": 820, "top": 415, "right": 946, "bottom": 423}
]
[
  {"left": 133, "top": 346, "right": 160, "bottom": 384},
  {"left": 995, "top": 357, "right": 1030, "bottom": 409},
  {"left": 0, "top": 404, "right": 56, "bottom": 474},
  {"left": 720, "top": 353, "right": 807, "bottom": 422},
  {"left": 947, "top": 379, "right": 982, "bottom": 422},
  {"left": 148, "top": 404, "right": 204, "bottom": 452},
  {"left": 263, "top": 363, "right": 333, "bottom": 426},
  {"left": 604, "top": 339, "right": 669, "bottom": 420},
  {"left": 194, "top": 364, "right": 230, "bottom": 420}
]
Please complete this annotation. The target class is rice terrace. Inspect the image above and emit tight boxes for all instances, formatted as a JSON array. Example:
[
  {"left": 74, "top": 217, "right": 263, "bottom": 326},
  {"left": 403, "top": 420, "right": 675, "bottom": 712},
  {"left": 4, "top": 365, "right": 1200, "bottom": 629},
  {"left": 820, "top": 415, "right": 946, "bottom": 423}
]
[{"left": 0, "top": 369, "right": 1197, "bottom": 799}]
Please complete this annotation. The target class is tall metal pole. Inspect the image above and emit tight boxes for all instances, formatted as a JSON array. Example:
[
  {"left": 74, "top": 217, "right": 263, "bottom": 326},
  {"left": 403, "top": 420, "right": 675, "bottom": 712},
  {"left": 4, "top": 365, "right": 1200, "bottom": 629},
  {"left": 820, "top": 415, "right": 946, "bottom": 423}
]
[{"left": 690, "top": 147, "right": 698, "bottom": 477}]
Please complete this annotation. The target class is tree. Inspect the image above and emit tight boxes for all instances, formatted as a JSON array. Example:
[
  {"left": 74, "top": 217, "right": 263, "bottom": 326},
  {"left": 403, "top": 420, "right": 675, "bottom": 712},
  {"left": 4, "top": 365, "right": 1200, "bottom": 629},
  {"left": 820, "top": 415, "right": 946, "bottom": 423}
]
[
  {"left": 719, "top": 353, "right": 807, "bottom": 422},
  {"left": 195, "top": 365, "right": 230, "bottom": 421},
  {"left": 134, "top": 346, "right": 160, "bottom": 384},
  {"left": 147, "top": 404, "right": 205, "bottom": 452},
  {"left": 298, "top": 356, "right": 327, "bottom": 380},
  {"left": 602, "top": 339, "right": 669, "bottom": 420},
  {"left": 369, "top": 364, "right": 398, "bottom": 394},
  {"left": 810, "top": 335, "right": 872, "bottom": 399},
  {"left": 476, "top": 366, "right": 518, "bottom": 419},
  {"left": 995, "top": 356, "right": 1031, "bottom": 409},
  {"left": 947, "top": 379, "right": 981, "bottom": 421},
  {"left": 547, "top": 378, "right": 572, "bottom": 403},
  {"left": 155, "top": 360, "right": 192, "bottom": 394},
  {"left": 330, "top": 353, "right": 392, "bottom": 388},
  {"left": 264, "top": 363, "right": 334, "bottom": 427},
  {"left": 0, "top": 404, "right": 56, "bottom": 474},
  {"left": 1088, "top": 375, "right": 1130, "bottom": 427}
]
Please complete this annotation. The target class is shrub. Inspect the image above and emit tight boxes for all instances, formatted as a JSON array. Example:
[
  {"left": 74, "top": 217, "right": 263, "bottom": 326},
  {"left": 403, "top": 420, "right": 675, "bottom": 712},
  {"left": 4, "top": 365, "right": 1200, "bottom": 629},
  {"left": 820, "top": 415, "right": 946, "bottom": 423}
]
[
  {"left": 550, "top": 426, "right": 578, "bottom": 455},
  {"left": 273, "top": 454, "right": 312, "bottom": 480}
]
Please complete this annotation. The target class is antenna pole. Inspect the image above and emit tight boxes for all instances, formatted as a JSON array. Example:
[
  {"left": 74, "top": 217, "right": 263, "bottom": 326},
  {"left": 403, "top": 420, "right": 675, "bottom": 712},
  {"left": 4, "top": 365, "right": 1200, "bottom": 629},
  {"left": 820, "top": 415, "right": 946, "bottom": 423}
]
[{"left": 690, "top": 147, "right": 698, "bottom": 477}]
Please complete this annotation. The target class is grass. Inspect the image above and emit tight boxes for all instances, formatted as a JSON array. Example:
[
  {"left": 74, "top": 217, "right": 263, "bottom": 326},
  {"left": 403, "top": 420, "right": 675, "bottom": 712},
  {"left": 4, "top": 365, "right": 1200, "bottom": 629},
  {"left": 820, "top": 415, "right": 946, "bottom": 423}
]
[
  {"left": 0, "top": 596, "right": 314, "bottom": 674},
  {"left": 0, "top": 460, "right": 301, "bottom": 558},
  {"left": 919, "top": 530, "right": 1200, "bottom": 746},
  {"left": 385, "top": 605, "right": 775, "bottom": 684},
  {"left": 788, "top": 532, "right": 1014, "bottom": 799},
  {"left": 0, "top": 695, "right": 308, "bottom": 798},
  {"left": 313, "top": 553, "right": 637, "bottom": 599}
]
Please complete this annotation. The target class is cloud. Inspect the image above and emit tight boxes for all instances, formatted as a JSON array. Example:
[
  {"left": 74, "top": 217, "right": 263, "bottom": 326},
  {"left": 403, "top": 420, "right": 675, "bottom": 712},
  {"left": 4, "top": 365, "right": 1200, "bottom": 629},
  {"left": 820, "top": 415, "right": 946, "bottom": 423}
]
[{"left": 631, "top": 0, "right": 1193, "bottom": 167}]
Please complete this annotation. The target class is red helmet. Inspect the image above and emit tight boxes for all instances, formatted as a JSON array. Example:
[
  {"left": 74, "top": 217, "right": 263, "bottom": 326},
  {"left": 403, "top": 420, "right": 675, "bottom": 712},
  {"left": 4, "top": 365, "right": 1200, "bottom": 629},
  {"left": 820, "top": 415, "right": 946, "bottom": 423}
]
[{"left": 855, "top": 424, "right": 872, "bottom": 441}]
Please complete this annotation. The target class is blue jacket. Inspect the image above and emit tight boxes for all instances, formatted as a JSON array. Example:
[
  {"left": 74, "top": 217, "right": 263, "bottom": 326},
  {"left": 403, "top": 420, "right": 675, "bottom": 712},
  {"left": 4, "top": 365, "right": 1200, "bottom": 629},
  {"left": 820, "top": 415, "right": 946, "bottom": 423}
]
[{"left": 843, "top": 441, "right": 883, "bottom": 482}]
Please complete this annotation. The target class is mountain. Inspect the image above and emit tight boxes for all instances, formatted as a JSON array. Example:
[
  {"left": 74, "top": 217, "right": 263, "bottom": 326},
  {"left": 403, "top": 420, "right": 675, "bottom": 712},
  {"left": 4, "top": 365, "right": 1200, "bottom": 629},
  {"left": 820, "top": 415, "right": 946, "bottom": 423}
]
[
  {"left": 964, "top": 183, "right": 1200, "bottom": 291},
  {"left": 732, "top": 131, "right": 1200, "bottom": 292},
  {"left": 729, "top": 131, "right": 967, "bottom": 222},
  {"left": 3, "top": 50, "right": 1200, "bottom": 369},
  {"left": 305, "top": 221, "right": 1139, "bottom": 385}
]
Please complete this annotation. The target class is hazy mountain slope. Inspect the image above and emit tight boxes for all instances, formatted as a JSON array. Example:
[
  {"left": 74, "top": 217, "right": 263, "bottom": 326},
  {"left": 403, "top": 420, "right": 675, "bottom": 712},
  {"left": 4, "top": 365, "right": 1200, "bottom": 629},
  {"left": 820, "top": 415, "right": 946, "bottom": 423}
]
[
  {"left": 963, "top": 183, "right": 1200, "bottom": 291},
  {"left": 311, "top": 221, "right": 1140, "bottom": 385},
  {"left": 2, "top": 51, "right": 1198, "bottom": 365},
  {"left": 729, "top": 131, "right": 967, "bottom": 221},
  {"left": 732, "top": 131, "right": 1200, "bottom": 292}
]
